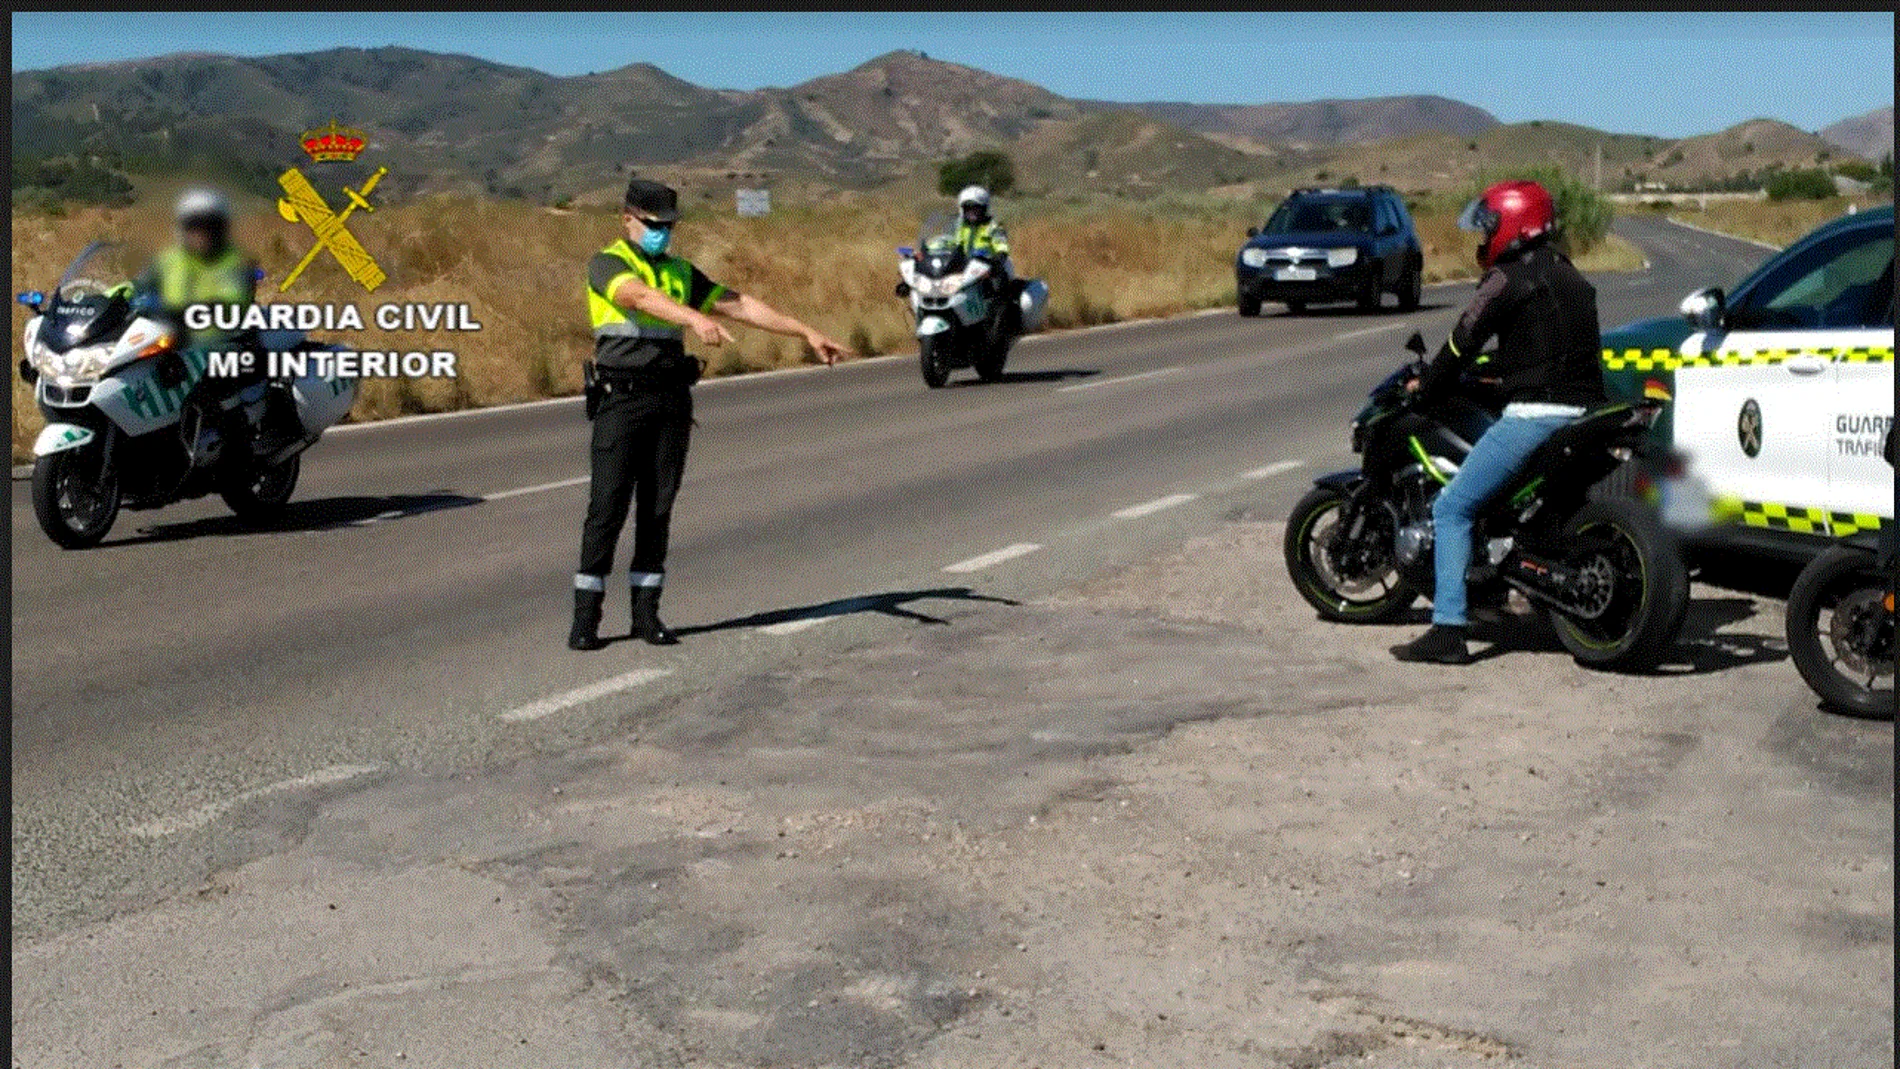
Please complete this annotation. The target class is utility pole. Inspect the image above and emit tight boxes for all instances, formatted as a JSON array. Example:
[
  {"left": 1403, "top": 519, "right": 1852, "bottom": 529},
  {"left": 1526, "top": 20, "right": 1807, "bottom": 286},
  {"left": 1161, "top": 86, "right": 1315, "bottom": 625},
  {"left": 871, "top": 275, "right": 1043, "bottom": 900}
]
[{"left": 1594, "top": 143, "right": 1602, "bottom": 192}]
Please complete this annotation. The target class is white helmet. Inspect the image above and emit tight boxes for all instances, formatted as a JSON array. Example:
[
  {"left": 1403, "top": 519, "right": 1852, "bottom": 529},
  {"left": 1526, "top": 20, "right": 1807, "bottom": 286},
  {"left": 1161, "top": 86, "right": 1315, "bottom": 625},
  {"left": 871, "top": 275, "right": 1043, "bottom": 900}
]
[
  {"left": 174, "top": 187, "right": 231, "bottom": 226},
  {"left": 957, "top": 185, "right": 991, "bottom": 210}
]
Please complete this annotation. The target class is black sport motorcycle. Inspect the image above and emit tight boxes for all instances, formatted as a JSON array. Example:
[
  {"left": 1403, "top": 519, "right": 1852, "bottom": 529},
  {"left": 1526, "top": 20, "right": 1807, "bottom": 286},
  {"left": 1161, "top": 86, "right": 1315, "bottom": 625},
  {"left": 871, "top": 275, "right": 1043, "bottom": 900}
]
[
  {"left": 1783, "top": 429, "right": 1894, "bottom": 719},
  {"left": 1284, "top": 332, "right": 1689, "bottom": 670}
]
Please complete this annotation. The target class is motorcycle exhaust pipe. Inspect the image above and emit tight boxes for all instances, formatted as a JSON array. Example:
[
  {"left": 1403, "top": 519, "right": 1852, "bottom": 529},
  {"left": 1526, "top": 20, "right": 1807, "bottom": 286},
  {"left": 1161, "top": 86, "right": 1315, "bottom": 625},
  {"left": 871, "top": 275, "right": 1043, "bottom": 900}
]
[{"left": 1500, "top": 552, "right": 1591, "bottom": 614}]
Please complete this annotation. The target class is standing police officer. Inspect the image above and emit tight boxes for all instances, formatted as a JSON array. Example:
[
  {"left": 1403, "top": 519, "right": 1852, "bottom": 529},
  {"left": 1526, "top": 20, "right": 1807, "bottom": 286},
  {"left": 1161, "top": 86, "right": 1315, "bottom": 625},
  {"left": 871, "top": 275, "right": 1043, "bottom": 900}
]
[{"left": 570, "top": 178, "right": 848, "bottom": 651}]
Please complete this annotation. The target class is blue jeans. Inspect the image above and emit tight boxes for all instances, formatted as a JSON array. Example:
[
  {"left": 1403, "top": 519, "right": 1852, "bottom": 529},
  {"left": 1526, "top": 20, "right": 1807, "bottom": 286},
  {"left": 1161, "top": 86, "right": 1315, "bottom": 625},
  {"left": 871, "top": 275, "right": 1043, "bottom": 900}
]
[{"left": 1430, "top": 413, "right": 1574, "bottom": 626}]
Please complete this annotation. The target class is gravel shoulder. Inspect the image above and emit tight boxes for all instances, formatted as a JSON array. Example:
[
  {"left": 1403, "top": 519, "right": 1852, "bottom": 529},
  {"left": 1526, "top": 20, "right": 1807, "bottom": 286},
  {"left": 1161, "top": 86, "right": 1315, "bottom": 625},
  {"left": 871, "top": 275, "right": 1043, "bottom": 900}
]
[{"left": 12, "top": 519, "right": 1892, "bottom": 1069}]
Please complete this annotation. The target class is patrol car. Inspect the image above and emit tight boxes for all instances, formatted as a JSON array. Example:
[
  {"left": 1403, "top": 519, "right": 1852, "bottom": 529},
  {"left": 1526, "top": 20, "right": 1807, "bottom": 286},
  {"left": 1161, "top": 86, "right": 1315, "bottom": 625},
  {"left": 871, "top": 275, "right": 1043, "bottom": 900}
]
[{"left": 1600, "top": 204, "right": 1895, "bottom": 559}]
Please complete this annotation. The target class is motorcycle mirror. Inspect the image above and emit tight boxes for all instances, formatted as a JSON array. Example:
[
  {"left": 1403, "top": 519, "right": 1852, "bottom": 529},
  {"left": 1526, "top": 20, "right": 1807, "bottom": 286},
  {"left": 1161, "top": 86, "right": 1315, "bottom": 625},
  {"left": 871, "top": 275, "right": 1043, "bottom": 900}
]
[
  {"left": 1246, "top": 227, "right": 1259, "bottom": 238},
  {"left": 17, "top": 290, "right": 45, "bottom": 310},
  {"left": 1404, "top": 331, "right": 1427, "bottom": 356},
  {"left": 894, "top": 282, "right": 911, "bottom": 298},
  {"left": 897, "top": 246, "right": 914, "bottom": 258}
]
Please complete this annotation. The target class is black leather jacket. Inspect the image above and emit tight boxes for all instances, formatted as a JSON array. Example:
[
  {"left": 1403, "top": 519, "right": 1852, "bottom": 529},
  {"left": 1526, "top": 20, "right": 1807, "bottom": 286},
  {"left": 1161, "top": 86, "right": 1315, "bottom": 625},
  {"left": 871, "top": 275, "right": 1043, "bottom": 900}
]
[{"left": 1419, "top": 241, "right": 1606, "bottom": 409}]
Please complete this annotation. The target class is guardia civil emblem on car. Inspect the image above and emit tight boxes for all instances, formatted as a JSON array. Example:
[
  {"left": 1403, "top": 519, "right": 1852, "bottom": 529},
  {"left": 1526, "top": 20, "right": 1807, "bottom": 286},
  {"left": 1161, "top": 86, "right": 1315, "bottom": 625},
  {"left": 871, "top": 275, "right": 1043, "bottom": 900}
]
[{"left": 1738, "top": 398, "right": 1763, "bottom": 458}]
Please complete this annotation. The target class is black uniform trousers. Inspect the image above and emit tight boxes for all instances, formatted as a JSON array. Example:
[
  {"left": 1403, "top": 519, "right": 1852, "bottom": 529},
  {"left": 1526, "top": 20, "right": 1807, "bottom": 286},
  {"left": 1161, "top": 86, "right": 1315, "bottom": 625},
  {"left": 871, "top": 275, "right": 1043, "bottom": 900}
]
[{"left": 577, "top": 381, "right": 693, "bottom": 584}]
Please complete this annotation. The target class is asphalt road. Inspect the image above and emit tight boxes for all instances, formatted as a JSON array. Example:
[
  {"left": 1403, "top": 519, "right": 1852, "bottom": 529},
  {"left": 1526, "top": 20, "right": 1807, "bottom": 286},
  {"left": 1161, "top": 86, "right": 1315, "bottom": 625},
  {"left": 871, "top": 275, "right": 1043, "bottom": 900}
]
[{"left": 10, "top": 215, "right": 1774, "bottom": 941}]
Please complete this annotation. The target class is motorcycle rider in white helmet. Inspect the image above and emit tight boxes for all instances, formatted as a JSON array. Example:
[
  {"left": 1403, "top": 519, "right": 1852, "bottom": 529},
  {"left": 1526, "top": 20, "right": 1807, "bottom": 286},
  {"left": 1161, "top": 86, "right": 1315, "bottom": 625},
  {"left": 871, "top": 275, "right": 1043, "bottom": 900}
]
[
  {"left": 953, "top": 185, "right": 1020, "bottom": 334},
  {"left": 135, "top": 187, "right": 295, "bottom": 459}
]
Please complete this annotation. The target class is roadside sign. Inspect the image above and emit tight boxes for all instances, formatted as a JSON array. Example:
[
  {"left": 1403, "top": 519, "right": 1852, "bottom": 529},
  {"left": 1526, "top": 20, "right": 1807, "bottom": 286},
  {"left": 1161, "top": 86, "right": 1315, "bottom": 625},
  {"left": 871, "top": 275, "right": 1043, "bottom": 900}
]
[{"left": 736, "top": 188, "right": 771, "bottom": 217}]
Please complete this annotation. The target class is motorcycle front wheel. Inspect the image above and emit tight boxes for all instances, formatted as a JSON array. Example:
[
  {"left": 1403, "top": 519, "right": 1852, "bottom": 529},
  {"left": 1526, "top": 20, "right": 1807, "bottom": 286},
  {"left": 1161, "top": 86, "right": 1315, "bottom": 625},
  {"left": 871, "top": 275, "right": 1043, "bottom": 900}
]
[
  {"left": 1785, "top": 546, "right": 1895, "bottom": 719},
  {"left": 1283, "top": 484, "right": 1418, "bottom": 622},
  {"left": 1547, "top": 498, "right": 1689, "bottom": 671},
  {"left": 919, "top": 333, "right": 950, "bottom": 389},
  {"left": 974, "top": 332, "right": 1010, "bottom": 383},
  {"left": 32, "top": 445, "right": 122, "bottom": 549},
  {"left": 221, "top": 453, "right": 300, "bottom": 524}
]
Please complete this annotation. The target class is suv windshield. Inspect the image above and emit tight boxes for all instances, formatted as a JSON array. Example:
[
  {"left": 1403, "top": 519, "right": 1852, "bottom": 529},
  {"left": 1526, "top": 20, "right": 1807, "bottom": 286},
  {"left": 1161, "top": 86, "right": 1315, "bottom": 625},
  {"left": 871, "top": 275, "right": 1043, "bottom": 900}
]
[{"left": 1262, "top": 197, "right": 1373, "bottom": 236}]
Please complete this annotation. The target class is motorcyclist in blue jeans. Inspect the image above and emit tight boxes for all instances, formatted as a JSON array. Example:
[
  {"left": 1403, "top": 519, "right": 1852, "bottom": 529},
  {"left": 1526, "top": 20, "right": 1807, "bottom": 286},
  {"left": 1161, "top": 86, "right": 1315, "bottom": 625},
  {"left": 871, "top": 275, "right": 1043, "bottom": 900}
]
[{"left": 1391, "top": 179, "right": 1606, "bottom": 665}]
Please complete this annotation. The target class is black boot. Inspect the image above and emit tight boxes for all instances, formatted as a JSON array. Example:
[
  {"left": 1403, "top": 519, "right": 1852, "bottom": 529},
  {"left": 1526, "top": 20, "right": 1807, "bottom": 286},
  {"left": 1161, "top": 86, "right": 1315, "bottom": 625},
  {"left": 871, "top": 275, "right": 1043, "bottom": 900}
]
[
  {"left": 631, "top": 586, "right": 679, "bottom": 646},
  {"left": 1390, "top": 624, "right": 1472, "bottom": 665},
  {"left": 568, "top": 589, "right": 606, "bottom": 651}
]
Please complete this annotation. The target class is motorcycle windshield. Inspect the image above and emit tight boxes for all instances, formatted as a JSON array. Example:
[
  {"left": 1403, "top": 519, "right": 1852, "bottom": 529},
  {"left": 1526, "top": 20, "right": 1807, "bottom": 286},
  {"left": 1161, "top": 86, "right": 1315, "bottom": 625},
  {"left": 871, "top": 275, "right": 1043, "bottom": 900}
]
[
  {"left": 39, "top": 241, "right": 140, "bottom": 354},
  {"left": 54, "top": 240, "right": 140, "bottom": 301},
  {"left": 916, "top": 211, "right": 965, "bottom": 276}
]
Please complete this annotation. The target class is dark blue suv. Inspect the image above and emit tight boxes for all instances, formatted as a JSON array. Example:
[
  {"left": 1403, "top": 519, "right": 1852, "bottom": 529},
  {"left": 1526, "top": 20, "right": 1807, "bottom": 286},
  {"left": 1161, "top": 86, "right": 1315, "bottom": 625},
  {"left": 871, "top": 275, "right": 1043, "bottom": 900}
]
[{"left": 1236, "top": 186, "right": 1424, "bottom": 316}]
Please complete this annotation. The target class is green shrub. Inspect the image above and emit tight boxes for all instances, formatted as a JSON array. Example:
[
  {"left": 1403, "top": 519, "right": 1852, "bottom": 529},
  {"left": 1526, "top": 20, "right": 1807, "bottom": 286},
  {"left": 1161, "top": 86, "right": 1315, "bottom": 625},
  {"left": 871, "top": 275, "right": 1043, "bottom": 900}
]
[
  {"left": 938, "top": 151, "right": 1017, "bottom": 197},
  {"left": 1765, "top": 169, "right": 1837, "bottom": 201}
]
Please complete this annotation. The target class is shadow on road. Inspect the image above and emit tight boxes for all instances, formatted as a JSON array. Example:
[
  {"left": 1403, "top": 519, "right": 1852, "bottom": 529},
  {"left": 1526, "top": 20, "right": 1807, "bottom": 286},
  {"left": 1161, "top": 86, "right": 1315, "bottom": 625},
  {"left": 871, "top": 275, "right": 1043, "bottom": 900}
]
[
  {"left": 1461, "top": 594, "right": 1788, "bottom": 676},
  {"left": 946, "top": 368, "right": 1099, "bottom": 387},
  {"left": 104, "top": 492, "right": 484, "bottom": 546},
  {"left": 660, "top": 587, "right": 1024, "bottom": 642}
]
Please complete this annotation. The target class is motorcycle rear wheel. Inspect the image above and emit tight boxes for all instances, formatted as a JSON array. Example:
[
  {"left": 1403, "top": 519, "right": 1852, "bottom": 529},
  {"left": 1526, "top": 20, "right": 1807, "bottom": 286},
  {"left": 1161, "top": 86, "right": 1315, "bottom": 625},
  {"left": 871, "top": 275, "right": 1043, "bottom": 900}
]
[
  {"left": 919, "top": 334, "right": 950, "bottom": 389},
  {"left": 1785, "top": 546, "right": 1895, "bottom": 719},
  {"left": 1548, "top": 498, "right": 1688, "bottom": 671},
  {"left": 1283, "top": 485, "right": 1418, "bottom": 622},
  {"left": 221, "top": 453, "right": 300, "bottom": 524},
  {"left": 32, "top": 446, "right": 121, "bottom": 549}
]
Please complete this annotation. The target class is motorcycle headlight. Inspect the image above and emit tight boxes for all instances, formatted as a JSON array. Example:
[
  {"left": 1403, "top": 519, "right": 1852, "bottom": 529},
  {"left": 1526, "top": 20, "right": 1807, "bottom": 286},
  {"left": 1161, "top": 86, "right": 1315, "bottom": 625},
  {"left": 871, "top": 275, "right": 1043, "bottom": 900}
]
[
  {"left": 1326, "top": 247, "right": 1360, "bottom": 268},
  {"left": 1240, "top": 247, "right": 1269, "bottom": 268},
  {"left": 48, "top": 345, "right": 111, "bottom": 384}
]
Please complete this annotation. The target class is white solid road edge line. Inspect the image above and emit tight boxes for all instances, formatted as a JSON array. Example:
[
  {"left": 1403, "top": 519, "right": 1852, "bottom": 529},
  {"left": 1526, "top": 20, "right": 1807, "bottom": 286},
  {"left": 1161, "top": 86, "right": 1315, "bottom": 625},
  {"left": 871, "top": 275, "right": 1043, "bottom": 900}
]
[
  {"left": 943, "top": 542, "right": 1042, "bottom": 574},
  {"left": 1113, "top": 493, "right": 1199, "bottom": 520},
  {"left": 128, "top": 764, "right": 384, "bottom": 839},
  {"left": 500, "top": 667, "right": 675, "bottom": 723},
  {"left": 1660, "top": 215, "right": 1783, "bottom": 252},
  {"left": 1241, "top": 460, "right": 1305, "bottom": 480}
]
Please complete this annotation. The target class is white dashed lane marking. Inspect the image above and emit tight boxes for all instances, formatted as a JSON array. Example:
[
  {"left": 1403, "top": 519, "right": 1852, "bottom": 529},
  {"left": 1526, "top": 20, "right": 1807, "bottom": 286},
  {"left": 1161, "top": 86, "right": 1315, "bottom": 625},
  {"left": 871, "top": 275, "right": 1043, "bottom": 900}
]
[
  {"left": 1057, "top": 367, "right": 1182, "bottom": 393},
  {"left": 483, "top": 476, "right": 590, "bottom": 501},
  {"left": 500, "top": 667, "right": 675, "bottom": 723},
  {"left": 1241, "top": 460, "right": 1305, "bottom": 480},
  {"left": 943, "top": 543, "right": 1043, "bottom": 573},
  {"left": 1334, "top": 322, "right": 1412, "bottom": 341},
  {"left": 128, "top": 764, "right": 384, "bottom": 839},
  {"left": 1113, "top": 493, "right": 1198, "bottom": 519},
  {"left": 761, "top": 618, "right": 827, "bottom": 636}
]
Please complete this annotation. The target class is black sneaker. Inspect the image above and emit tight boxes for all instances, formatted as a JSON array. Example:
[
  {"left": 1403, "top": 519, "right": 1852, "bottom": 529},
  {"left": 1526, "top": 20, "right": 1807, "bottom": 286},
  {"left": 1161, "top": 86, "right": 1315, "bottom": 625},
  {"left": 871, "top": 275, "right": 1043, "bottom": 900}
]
[{"left": 1390, "top": 625, "right": 1472, "bottom": 665}]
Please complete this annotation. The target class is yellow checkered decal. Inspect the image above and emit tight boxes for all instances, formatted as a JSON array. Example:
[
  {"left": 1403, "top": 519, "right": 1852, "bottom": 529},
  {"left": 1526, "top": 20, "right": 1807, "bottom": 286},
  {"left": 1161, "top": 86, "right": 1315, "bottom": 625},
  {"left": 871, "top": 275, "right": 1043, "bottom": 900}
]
[
  {"left": 1601, "top": 346, "right": 1894, "bottom": 371},
  {"left": 1735, "top": 500, "right": 1890, "bottom": 537},
  {"left": 1602, "top": 347, "right": 1678, "bottom": 371}
]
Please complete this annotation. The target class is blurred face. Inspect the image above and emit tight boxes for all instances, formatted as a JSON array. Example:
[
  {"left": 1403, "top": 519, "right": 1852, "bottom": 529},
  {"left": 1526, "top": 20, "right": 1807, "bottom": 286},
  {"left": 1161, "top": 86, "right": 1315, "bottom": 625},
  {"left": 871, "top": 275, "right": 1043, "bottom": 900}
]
[
  {"left": 961, "top": 203, "right": 985, "bottom": 224},
  {"left": 623, "top": 212, "right": 674, "bottom": 254},
  {"left": 181, "top": 219, "right": 224, "bottom": 257}
]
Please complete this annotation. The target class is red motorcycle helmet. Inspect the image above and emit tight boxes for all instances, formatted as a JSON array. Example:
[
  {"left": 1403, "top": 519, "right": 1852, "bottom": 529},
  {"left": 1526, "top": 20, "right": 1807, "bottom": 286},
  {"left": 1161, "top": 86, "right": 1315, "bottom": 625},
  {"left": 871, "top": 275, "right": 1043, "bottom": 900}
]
[{"left": 1458, "top": 179, "right": 1556, "bottom": 270}]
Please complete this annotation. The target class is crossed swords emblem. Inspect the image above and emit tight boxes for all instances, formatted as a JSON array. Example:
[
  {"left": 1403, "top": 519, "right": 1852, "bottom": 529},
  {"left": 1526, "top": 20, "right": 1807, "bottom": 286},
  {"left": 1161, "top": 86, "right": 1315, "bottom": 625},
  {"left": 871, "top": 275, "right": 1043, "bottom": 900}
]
[{"left": 275, "top": 166, "right": 389, "bottom": 292}]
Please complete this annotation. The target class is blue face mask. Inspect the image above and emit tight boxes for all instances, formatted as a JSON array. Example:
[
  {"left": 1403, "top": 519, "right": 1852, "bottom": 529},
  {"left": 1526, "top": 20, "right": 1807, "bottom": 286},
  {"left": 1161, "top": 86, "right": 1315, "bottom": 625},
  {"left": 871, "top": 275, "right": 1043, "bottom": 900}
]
[{"left": 639, "top": 224, "right": 672, "bottom": 256}]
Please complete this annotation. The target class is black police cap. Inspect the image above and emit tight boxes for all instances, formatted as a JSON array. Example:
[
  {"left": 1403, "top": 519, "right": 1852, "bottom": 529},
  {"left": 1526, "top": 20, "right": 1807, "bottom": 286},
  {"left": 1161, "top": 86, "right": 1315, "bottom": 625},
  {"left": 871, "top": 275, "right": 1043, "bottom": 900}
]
[{"left": 624, "top": 178, "right": 681, "bottom": 223}]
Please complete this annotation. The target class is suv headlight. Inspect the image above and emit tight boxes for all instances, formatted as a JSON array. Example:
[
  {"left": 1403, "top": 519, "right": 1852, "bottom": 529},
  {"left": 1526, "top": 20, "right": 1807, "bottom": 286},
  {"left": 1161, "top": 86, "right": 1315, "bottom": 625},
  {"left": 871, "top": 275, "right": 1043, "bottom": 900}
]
[
  {"left": 1326, "top": 247, "right": 1360, "bottom": 268},
  {"left": 1239, "top": 247, "right": 1269, "bottom": 268}
]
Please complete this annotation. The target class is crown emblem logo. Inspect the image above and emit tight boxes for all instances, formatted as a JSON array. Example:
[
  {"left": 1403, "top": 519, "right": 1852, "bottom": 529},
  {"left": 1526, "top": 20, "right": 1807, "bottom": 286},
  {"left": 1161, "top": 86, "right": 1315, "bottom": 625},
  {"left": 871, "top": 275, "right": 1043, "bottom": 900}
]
[{"left": 300, "top": 119, "right": 367, "bottom": 163}]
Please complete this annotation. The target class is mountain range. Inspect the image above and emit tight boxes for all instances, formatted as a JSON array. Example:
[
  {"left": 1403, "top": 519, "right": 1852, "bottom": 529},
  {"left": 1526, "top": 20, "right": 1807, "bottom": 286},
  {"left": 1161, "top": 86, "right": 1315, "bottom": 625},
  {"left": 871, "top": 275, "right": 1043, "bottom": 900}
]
[{"left": 10, "top": 46, "right": 1892, "bottom": 206}]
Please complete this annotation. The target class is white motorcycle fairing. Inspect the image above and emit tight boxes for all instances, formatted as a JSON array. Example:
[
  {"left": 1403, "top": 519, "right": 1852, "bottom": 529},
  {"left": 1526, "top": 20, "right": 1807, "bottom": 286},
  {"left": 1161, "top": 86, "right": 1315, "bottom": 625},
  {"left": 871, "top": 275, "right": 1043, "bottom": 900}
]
[{"left": 33, "top": 423, "right": 96, "bottom": 457}]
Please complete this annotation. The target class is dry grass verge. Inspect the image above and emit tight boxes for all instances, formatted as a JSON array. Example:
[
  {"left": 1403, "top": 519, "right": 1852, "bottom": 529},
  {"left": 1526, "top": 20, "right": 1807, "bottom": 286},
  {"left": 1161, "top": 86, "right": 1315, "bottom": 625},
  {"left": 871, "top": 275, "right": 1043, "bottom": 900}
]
[{"left": 1659, "top": 195, "right": 1889, "bottom": 250}]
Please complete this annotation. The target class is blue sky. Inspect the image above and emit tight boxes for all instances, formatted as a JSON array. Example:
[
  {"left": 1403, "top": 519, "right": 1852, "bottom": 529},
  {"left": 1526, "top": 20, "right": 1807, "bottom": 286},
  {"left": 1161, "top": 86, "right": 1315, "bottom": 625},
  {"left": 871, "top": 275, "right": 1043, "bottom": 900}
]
[{"left": 11, "top": 11, "right": 1893, "bottom": 138}]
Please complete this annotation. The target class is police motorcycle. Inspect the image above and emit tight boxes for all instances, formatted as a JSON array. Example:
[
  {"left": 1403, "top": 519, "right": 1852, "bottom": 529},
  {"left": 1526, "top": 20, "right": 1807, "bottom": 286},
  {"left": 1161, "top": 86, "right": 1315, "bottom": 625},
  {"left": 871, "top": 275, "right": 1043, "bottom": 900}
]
[
  {"left": 1283, "top": 332, "right": 1690, "bottom": 670},
  {"left": 17, "top": 241, "right": 358, "bottom": 548},
  {"left": 895, "top": 211, "right": 1049, "bottom": 388},
  {"left": 1783, "top": 428, "right": 1894, "bottom": 718}
]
